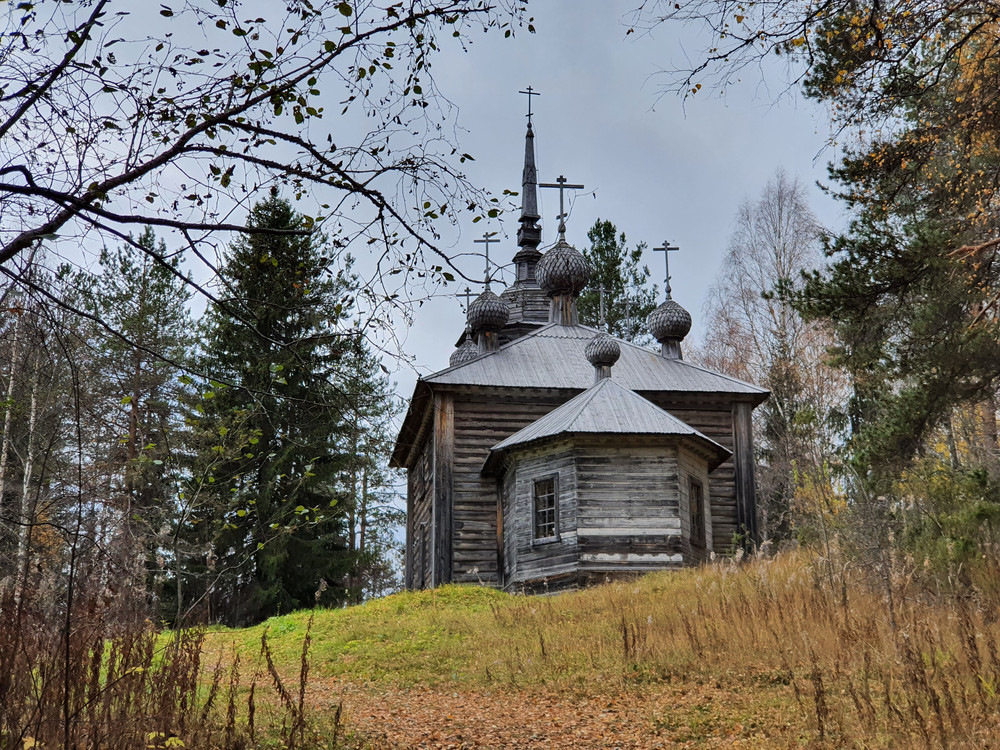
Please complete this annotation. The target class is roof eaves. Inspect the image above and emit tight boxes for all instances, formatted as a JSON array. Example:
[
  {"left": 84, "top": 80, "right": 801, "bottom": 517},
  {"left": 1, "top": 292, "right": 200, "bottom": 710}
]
[{"left": 390, "top": 380, "right": 432, "bottom": 469}]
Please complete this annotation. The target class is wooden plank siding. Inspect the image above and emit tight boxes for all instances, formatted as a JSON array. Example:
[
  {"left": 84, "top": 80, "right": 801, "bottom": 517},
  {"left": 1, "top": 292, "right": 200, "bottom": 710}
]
[
  {"left": 405, "top": 384, "right": 758, "bottom": 590},
  {"left": 407, "top": 438, "right": 433, "bottom": 588},
  {"left": 432, "top": 392, "right": 455, "bottom": 585},
  {"left": 503, "top": 443, "right": 579, "bottom": 589},
  {"left": 451, "top": 389, "right": 571, "bottom": 585}
]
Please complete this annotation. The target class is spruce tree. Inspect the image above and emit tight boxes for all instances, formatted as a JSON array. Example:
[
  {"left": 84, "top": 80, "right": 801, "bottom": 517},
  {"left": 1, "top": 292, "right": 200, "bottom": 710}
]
[
  {"left": 577, "top": 220, "right": 658, "bottom": 343},
  {"left": 191, "top": 192, "right": 358, "bottom": 625}
]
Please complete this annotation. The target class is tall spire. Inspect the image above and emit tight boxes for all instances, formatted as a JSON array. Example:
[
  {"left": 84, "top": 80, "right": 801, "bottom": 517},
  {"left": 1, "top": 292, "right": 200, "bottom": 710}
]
[
  {"left": 501, "top": 88, "right": 552, "bottom": 337},
  {"left": 517, "top": 87, "right": 541, "bottom": 251}
]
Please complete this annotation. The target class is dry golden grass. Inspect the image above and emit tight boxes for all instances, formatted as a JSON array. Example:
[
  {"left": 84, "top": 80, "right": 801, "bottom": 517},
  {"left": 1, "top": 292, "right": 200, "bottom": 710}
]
[{"left": 212, "top": 549, "right": 1000, "bottom": 748}]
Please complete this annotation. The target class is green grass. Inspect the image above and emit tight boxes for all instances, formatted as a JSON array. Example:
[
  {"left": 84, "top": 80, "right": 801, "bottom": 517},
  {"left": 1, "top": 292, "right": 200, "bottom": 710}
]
[
  {"left": 205, "top": 585, "right": 511, "bottom": 686},
  {"left": 200, "top": 550, "right": 1000, "bottom": 747}
]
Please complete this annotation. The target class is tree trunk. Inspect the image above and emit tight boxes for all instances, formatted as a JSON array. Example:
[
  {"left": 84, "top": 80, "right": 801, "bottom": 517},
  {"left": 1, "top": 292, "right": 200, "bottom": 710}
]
[
  {"left": 15, "top": 355, "right": 40, "bottom": 600},
  {"left": 945, "top": 412, "right": 960, "bottom": 470},
  {"left": 0, "top": 312, "right": 22, "bottom": 521},
  {"left": 979, "top": 398, "right": 999, "bottom": 478},
  {"left": 360, "top": 462, "right": 369, "bottom": 559}
]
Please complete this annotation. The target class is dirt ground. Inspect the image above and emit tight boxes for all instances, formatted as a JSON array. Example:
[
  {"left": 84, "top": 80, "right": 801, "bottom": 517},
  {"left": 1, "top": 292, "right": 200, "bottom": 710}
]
[{"left": 315, "top": 678, "right": 806, "bottom": 749}]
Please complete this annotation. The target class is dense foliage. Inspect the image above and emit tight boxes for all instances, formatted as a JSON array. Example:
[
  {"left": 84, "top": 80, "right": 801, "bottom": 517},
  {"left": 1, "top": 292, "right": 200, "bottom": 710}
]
[{"left": 0, "top": 200, "right": 402, "bottom": 629}]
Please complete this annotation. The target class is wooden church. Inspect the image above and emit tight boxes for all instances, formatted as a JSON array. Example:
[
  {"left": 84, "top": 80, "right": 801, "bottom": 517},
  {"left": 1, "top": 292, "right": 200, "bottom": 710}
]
[{"left": 390, "top": 108, "right": 769, "bottom": 592}]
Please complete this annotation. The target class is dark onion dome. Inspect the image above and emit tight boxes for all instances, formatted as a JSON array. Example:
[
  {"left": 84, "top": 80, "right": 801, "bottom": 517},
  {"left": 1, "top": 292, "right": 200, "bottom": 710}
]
[
  {"left": 648, "top": 299, "right": 692, "bottom": 343},
  {"left": 467, "top": 289, "right": 510, "bottom": 333},
  {"left": 449, "top": 337, "right": 479, "bottom": 367},
  {"left": 584, "top": 332, "right": 621, "bottom": 368},
  {"left": 536, "top": 239, "right": 591, "bottom": 296}
]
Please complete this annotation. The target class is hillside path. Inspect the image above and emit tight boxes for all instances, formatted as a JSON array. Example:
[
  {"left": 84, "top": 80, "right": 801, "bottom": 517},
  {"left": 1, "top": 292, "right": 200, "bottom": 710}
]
[{"left": 314, "top": 679, "right": 798, "bottom": 749}]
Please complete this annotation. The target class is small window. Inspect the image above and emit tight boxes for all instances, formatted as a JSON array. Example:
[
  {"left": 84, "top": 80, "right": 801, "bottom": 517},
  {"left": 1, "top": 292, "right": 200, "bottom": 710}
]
[
  {"left": 533, "top": 477, "right": 558, "bottom": 541},
  {"left": 690, "top": 478, "right": 706, "bottom": 547}
]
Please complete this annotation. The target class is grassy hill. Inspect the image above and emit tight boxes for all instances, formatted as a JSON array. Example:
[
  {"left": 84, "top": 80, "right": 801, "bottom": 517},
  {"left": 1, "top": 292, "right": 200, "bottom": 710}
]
[{"left": 202, "top": 551, "right": 1000, "bottom": 748}]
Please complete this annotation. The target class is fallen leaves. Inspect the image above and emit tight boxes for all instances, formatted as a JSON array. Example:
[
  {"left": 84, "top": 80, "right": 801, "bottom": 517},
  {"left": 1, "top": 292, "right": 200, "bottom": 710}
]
[{"left": 318, "top": 677, "right": 803, "bottom": 749}]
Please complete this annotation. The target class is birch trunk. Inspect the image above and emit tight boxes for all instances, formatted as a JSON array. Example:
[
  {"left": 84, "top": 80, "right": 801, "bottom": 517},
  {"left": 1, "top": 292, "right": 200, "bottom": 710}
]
[
  {"left": 0, "top": 312, "right": 22, "bottom": 519},
  {"left": 15, "top": 355, "right": 39, "bottom": 599}
]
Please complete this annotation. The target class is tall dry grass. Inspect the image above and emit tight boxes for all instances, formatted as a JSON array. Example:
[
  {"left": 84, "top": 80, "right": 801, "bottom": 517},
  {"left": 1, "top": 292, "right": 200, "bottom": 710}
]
[
  {"left": 472, "top": 551, "right": 1000, "bottom": 747},
  {"left": 0, "top": 584, "right": 341, "bottom": 750}
]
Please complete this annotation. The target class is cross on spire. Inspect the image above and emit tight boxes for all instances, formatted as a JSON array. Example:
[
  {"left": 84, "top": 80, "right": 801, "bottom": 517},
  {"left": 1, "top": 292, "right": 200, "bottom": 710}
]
[
  {"left": 473, "top": 231, "right": 499, "bottom": 289},
  {"left": 623, "top": 295, "right": 633, "bottom": 342},
  {"left": 539, "top": 175, "right": 585, "bottom": 241},
  {"left": 458, "top": 286, "right": 474, "bottom": 331},
  {"left": 519, "top": 86, "right": 540, "bottom": 125},
  {"left": 653, "top": 240, "right": 680, "bottom": 300},
  {"left": 459, "top": 286, "right": 474, "bottom": 312},
  {"left": 597, "top": 284, "right": 606, "bottom": 329}
]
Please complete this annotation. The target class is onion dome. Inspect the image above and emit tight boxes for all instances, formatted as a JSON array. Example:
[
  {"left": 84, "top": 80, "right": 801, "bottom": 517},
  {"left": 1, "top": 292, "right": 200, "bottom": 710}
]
[
  {"left": 584, "top": 332, "right": 621, "bottom": 368},
  {"left": 467, "top": 289, "right": 509, "bottom": 333},
  {"left": 536, "top": 239, "right": 591, "bottom": 297},
  {"left": 648, "top": 299, "right": 692, "bottom": 343},
  {"left": 449, "top": 337, "right": 479, "bottom": 367}
]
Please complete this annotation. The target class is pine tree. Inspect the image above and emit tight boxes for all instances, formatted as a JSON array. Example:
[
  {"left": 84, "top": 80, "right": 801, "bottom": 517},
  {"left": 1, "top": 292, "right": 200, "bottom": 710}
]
[
  {"left": 577, "top": 220, "right": 658, "bottom": 343},
  {"left": 190, "top": 192, "right": 359, "bottom": 625}
]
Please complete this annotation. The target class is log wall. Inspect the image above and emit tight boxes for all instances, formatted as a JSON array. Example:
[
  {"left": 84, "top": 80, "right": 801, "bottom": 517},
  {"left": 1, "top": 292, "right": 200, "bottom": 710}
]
[
  {"left": 641, "top": 395, "right": 745, "bottom": 553},
  {"left": 575, "top": 441, "right": 683, "bottom": 576},
  {"left": 678, "top": 446, "right": 713, "bottom": 564},
  {"left": 405, "top": 385, "right": 757, "bottom": 589},
  {"left": 451, "top": 389, "right": 569, "bottom": 585},
  {"left": 407, "top": 437, "right": 433, "bottom": 588},
  {"left": 503, "top": 442, "right": 579, "bottom": 588}
]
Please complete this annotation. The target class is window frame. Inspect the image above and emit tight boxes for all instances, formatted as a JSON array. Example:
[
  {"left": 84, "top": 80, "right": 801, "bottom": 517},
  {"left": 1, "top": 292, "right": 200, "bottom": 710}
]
[
  {"left": 689, "top": 476, "right": 706, "bottom": 548},
  {"left": 531, "top": 474, "right": 560, "bottom": 544}
]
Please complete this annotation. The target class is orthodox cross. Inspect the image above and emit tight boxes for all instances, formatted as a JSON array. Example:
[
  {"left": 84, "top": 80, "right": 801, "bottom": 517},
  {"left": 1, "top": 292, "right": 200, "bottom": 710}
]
[
  {"left": 519, "top": 86, "right": 540, "bottom": 125},
  {"left": 539, "top": 175, "right": 585, "bottom": 241},
  {"left": 473, "top": 231, "right": 499, "bottom": 289},
  {"left": 597, "top": 285, "right": 606, "bottom": 329},
  {"left": 653, "top": 240, "right": 680, "bottom": 300},
  {"left": 623, "top": 295, "right": 633, "bottom": 342},
  {"left": 459, "top": 286, "right": 473, "bottom": 313}
]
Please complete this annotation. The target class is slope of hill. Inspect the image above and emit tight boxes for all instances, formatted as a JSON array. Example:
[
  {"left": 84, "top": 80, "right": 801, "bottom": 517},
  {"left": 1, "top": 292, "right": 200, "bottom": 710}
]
[{"left": 205, "top": 551, "right": 1000, "bottom": 748}]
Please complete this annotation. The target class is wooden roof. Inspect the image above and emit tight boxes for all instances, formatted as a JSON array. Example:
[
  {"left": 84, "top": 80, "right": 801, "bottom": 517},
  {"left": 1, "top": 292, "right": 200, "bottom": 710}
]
[
  {"left": 482, "top": 377, "right": 732, "bottom": 475},
  {"left": 391, "top": 322, "right": 768, "bottom": 469},
  {"left": 425, "top": 323, "right": 768, "bottom": 396}
]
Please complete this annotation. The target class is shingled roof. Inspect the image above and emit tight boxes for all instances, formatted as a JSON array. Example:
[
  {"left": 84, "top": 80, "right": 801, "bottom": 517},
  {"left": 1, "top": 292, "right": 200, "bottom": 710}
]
[
  {"left": 390, "top": 322, "right": 767, "bottom": 469},
  {"left": 425, "top": 322, "right": 768, "bottom": 396},
  {"left": 482, "top": 376, "right": 731, "bottom": 476}
]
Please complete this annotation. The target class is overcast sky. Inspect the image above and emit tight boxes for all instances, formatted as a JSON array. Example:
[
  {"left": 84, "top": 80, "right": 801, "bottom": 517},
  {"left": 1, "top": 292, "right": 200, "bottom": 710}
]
[{"left": 386, "top": 0, "right": 849, "bottom": 398}]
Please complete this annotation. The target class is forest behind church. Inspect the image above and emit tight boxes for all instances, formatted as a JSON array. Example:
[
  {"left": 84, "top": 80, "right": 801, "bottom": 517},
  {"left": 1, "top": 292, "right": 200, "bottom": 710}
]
[{"left": 4, "top": 0, "right": 1000, "bottom": 746}]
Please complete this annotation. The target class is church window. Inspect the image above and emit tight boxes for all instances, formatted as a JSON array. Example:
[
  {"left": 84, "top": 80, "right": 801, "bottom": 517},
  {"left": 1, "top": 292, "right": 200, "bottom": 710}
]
[
  {"left": 533, "top": 476, "right": 558, "bottom": 541},
  {"left": 690, "top": 478, "right": 706, "bottom": 547}
]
